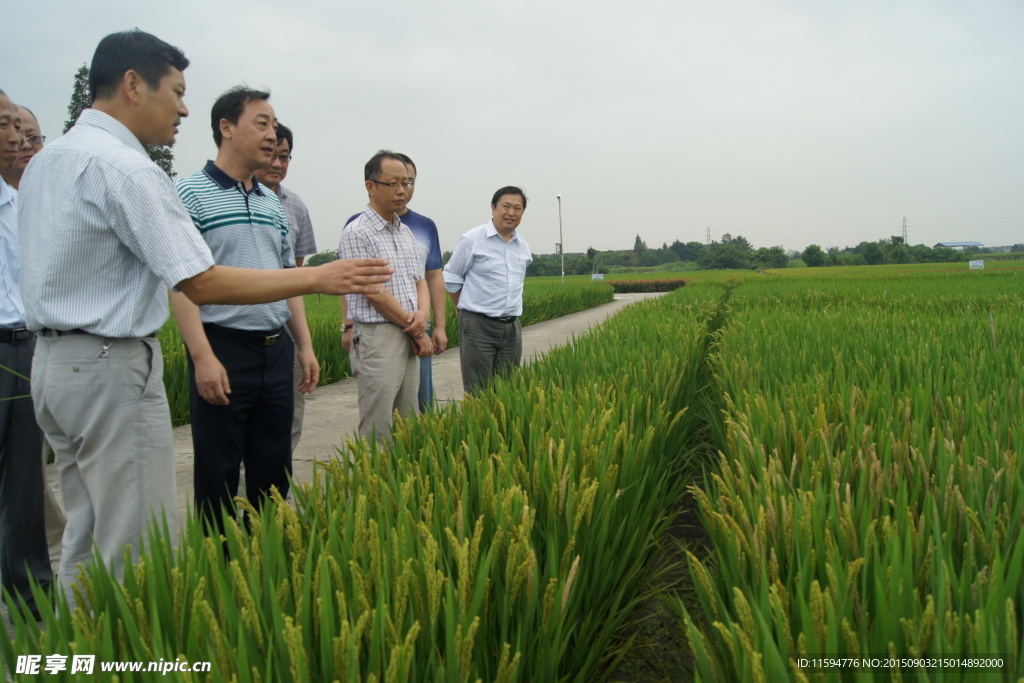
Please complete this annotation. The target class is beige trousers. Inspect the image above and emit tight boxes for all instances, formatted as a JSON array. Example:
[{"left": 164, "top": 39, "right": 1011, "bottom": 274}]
[{"left": 349, "top": 322, "right": 419, "bottom": 441}]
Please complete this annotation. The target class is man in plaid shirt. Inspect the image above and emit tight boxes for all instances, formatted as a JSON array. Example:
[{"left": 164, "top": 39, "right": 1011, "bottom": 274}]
[{"left": 339, "top": 151, "right": 432, "bottom": 439}]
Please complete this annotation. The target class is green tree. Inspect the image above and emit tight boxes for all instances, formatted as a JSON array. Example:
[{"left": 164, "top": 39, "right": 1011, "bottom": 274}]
[
  {"left": 586, "top": 246, "right": 598, "bottom": 272},
  {"left": 65, "top": 63, "right": 178, "bottom": 177},
  {"left": 802, "top": 244, "right": 826, "bottom": 267},
  {"left": 863, "top": 242, "right": 884, "bottom": 265},
  {"left": 633, "top": 234, "right": 647, "bottom": 254},
  {"left": 732, "top": 235, "right": 754, "bottom": 252},
  {"left": 305, "top": 250, "right": 338, "bottom": 267},
  {"left": 753, "top": 246, "right": 788, "bottom": 269},
  {"left": 64, "top": 64, "right": 91, "bottom": 134},
  {"left": 697, "top": 242, "right": 753, "bottom": 270}
]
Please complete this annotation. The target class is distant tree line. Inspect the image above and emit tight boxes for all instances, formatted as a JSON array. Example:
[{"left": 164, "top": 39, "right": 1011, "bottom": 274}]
[
  {"left": 527, "top": 233, "right": 788, "bottom": 276},
  {"left": 527, "top": 233, "right": 1022, "bottom": 275},
  {"left": 798, "top": 236, "right": 1018, "bottom": 268}
]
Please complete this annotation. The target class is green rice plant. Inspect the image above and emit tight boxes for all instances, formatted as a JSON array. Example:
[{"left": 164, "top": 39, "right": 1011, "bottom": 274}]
[
  {"left": 676, "top": 270, "right": 1024, "bottom": 682},
  {"left": 4, "top": 286, "right": 719, "bottom": 681}
]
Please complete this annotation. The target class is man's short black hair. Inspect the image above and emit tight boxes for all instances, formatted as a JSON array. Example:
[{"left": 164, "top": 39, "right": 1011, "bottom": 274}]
[
  {"left": 89, "top": 30, "right": 189, "bottom": 103},
  {"left": 395, "top": 153, "right": 416, "bottom": 174},
  {"left": 491, "top": 186, "right": 528, "bottom": 210},
  {"left": 211, "top": 86, "right": 270, "bottom": 148},
  {"left": 364, "top": 149, "right": 406, "bottom": 181},
  {"left": 276, "top": 122, "right": 293, "bottom": 151}
]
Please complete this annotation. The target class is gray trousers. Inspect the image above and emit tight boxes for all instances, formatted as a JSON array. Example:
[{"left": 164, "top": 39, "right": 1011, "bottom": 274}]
[
  {"left": 0, "top": 335, "right": 52, "bottom": 617},
  {"left": 350, "top": 322, "right": 419, "bottom": 440},
  {"left": 32, "top": 335, "right": 176, "bottom": 605},
  {"left": 458, "top": 311, "right": 522, "bottom": 394}
]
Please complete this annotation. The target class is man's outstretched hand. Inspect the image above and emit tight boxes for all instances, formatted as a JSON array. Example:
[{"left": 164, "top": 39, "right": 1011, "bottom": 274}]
[{"left": 318, "top": 258, "right": 393, "bottom": 295}]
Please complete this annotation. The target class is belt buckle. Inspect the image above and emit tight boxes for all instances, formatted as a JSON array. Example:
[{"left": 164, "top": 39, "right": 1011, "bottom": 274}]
[{"left": 263, "top": 333, "right": 280, "bottom": 346}]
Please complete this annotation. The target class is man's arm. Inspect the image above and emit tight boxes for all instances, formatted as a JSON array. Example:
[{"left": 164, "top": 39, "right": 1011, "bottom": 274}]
[
  {"left": 409, "top": 278, "right": 433, "bottom": 357},
  {"left": 286, "top": 295, "right": 320, "bottom": 394},
  {"left": 443, "top": 234, "right": 473, "bottom": 313},
  {"left": 426, "top": 269, "right": 448, "bottom": 354},
  {"left": 176, "top": 258, "right": 392, "bottom": 306},
  {"left": 169, "top": 291, "right": 231, "bottom": 405}
]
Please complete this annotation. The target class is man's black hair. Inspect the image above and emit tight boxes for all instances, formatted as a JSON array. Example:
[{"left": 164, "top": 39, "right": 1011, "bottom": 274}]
[
  {"left": 211, "top": 86, "right": 271, "bottom": 148},
  {"left": 89, "top": 30, "right": 189, "bottom": 102},
  {"left": 395, "top": 153, "right": 416, "bottom": 174},
  {"left": 491, "top": 186, "right": 528, "bottom": 209},
  {"left": 364, "top": 149, "right": 405, "bottom": 181},
  {"left": 276, "top": 122, "right": 293, "bottom": 151}
]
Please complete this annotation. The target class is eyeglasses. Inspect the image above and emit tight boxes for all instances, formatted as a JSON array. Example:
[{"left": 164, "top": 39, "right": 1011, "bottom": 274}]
[
  {"left": 270, "top": 154, "right": 291, "bottom": 163},
  {"left": 370, "top": 179, "right": 414, "bottom": 189},
  {"left": 24, "top": 135, "right": 45, "bottom": 147}
]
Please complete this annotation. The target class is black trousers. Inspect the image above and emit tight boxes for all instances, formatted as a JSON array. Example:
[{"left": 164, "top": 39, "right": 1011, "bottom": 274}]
[
  {"left": 0, "top": 335, "right": 52, "bottom": 618},
  {"left": 189, "top": 325, "right": 293, "bottom": 533}
]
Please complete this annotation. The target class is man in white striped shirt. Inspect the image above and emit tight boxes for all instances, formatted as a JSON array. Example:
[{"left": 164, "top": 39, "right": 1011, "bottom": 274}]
[
  {"left": 17, "top": 31, "right": 392, "bottom": 597},
  {"left": 340, "top": 151, "right": 433, "bottom": 439}
]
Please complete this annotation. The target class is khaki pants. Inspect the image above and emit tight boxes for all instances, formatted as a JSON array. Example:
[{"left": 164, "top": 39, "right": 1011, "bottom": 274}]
[
  {"left": 32, "top": 334, "right": 176, "bottom": 608},
  {"left": 350, "top": 323, "right": 419, "bottom": 441}
]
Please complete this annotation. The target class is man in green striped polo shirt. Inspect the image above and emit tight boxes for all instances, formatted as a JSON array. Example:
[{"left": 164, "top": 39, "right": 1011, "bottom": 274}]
[{"left": 171, "top": 87, "right": 314, "bottom": 534}]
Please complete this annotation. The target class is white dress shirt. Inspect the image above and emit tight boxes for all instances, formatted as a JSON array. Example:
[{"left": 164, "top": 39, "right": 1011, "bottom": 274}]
[
  {"left": 0, "top": 178, "right": 26, "bottom": 327},
  {"left": 443, "top": 220, "right": 532, "bottom": 318},
  {"left": 18, "top": 109, "right": 215, "bottom": 337}
]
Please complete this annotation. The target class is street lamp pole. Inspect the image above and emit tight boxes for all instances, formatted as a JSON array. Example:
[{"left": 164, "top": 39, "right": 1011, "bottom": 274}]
[{"left": 557, "top": 194, "right": 564, "bottom": 284}]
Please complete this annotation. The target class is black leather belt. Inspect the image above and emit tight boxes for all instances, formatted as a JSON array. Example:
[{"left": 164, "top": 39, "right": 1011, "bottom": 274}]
[
  {"left": 204, "top": 323, "right": 284, "bottom": 346},
  {"left": 38, "top": 328, "right": 90, "bottom": 338},
  {"left": 467, "top": 310, "right": 518, "bottom": 324},
  {"left": 0, "top": 327, "right": 34, "bottom": 344}
]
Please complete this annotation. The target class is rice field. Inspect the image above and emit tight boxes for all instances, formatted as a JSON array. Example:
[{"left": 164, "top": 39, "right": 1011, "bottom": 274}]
[
  {"left": 680, "top": 264, "right": 1024, "bottom": 682},
  {"left": 5, "top": 262, "right": 1022, "bottom": 681}
]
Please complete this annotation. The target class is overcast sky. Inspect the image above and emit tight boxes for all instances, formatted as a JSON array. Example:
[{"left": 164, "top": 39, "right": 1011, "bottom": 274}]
[{"left": 3, "top": 0, "right": 1022, "bottom": 255}]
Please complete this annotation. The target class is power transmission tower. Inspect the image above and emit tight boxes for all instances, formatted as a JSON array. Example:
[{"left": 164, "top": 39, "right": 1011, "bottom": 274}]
[
  {"left": 706, "top": 227, "right": 711, "bottom": 246},
  {"left": 902, "top": 217, "right": 908, "bottom": 243}
]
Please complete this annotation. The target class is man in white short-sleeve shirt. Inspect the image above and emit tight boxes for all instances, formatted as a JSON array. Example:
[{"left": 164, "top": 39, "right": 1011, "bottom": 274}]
[{"left": 17, "top": 30, "right": 393, "bottom": 600}]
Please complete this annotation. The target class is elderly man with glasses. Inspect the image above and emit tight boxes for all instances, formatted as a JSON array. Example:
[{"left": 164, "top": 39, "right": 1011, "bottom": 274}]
[
  {"left": 0, "top": 106, "right": 45, "bottom": 190},
  {"left": 0, "top": 90, "right": 53, "bottom": 621},
  {"left": 339, "top": 150, "right": 432, "bottom": 440}
]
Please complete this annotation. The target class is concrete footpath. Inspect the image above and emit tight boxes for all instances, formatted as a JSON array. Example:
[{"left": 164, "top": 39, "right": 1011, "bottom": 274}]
[{"left": 43, "top": 292, "right": 662, "bottom": 529}]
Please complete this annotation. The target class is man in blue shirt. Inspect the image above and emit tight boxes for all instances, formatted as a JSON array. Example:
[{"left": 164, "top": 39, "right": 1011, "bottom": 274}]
[
  {"left": 342, "top": 153, "right": 447, "bottom": 411},
  {"left": 443, "top": 186, "right": 532, "bottom": 394}
]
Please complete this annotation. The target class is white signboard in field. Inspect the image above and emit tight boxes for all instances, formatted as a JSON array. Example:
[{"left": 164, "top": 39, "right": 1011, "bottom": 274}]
[
  {"left": 592, "top": 273, "right": 604, "bottom": 281},
  {"left": 969, "top": 260, "right": 984, "bottom": 270}
]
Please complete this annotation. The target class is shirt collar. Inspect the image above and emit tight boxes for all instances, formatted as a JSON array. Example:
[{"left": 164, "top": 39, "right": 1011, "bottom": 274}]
[
  {"left": 364, "top": 204, "right": 402, "bottom": 232},
  {"left": 0, "top": 177, "right": 14, "bottom": 207},
  {"left": 202, "top": 160, "right": 265, "bottom": 195},
  {"left": 487, "top": 219, "right": 519, "bottom": 242},
  {"left": 75, "top": 109, "right": 150, "bottom": 159}
]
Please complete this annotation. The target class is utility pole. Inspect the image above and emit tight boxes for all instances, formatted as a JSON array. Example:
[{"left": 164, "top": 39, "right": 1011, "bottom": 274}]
[{"left": 557, "top": 195, "right": 565, "bottom": 284}]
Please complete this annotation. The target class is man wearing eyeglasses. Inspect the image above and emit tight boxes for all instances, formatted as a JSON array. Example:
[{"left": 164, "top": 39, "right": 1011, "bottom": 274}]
[
  {"left": 0, "top": 88, "right": 53, "bottom": 621},
  {"left": 342, "top": 153, "right": 446, "bottom": 413},
  {"left": 254, "top": 123, "right": 317, "bottom": 453},
  {"left": 443, "top": 186, "right": 532, "bottom": 394},
  {"left": 339, "top": 150, "right": 432, "bottom": 439},
  {"left": 0, "top": 106, "right": 44, "bottom": 190},
  {"left": 0, "top": 103, "right": 67, "bottom": 576}
]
